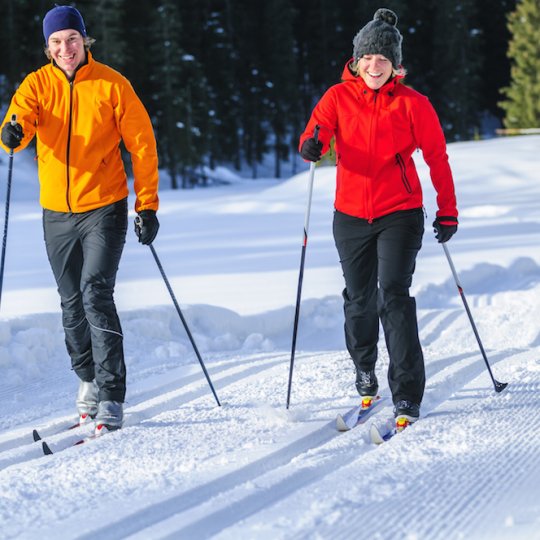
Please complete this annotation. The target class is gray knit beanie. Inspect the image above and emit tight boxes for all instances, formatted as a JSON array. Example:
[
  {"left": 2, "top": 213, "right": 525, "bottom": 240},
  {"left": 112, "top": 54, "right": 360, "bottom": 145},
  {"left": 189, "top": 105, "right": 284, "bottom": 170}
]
[{"left": 352, "top": 8, "right": 402, "bottom": 68}]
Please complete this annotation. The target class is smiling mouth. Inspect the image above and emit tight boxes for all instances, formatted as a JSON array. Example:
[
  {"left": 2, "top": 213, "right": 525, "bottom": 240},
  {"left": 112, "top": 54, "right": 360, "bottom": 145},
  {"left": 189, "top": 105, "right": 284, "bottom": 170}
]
[{"left": 368, "top": 72, "right": 383, "bottom": 78}]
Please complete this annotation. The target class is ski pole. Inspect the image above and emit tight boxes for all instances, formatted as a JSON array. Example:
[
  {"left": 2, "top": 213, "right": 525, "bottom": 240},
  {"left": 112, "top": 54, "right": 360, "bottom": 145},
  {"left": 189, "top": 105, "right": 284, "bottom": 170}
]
[
  {"left": 286, "top": 125, "right": 320, "bottom": 409},
  {"left": 442, "top": 243, "right": 508, "bottom": 393},
  {"left": 135, "top": 217, "right": 221, "bottom": 406},
  {"left": 0, "top": 114, "right": 17, "bottom": 312}
]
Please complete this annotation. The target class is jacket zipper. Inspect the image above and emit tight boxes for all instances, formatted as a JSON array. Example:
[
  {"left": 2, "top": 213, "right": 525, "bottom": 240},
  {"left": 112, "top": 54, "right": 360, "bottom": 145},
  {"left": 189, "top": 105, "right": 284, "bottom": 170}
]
[
  {"left": 366, "top": 92, "right": 379, "bottom": 223},
  {"left": 66, "top": 81, "right": 74, "bottom": 212},
  {"left": 395, "top": 153, "right": 412, "bottom": 193}
]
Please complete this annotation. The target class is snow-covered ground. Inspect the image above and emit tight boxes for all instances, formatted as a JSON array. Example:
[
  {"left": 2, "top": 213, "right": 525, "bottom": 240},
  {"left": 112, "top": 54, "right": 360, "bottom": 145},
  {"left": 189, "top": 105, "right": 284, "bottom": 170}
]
[{"left": 0, "top": 136, "right": 539, "bottom": 540}]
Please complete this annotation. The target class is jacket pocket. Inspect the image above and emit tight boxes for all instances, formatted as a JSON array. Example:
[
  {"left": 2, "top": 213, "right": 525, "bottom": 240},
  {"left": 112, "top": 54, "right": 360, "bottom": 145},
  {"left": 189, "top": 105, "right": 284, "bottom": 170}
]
[{"left": 395, "top": 153, "right": 412, "bottom": 193}]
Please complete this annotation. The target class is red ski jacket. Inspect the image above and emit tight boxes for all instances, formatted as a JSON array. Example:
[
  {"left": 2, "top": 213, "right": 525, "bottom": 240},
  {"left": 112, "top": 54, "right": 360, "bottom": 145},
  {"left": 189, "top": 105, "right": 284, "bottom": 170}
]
[{"left": 299, "top": 62, "right": 457, "bottom": 222}]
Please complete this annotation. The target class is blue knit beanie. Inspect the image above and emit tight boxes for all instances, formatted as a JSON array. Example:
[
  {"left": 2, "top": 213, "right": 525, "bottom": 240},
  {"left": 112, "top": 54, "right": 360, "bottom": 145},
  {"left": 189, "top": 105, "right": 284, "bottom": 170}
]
[{"left": 43, "top": 5, "right": 87, "bottom": 43}]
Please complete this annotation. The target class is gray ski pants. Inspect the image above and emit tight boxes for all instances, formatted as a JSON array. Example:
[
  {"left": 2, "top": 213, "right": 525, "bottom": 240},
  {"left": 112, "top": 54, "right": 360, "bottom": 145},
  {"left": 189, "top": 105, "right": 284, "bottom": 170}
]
[{"left": 43, "top": 198, "right": 128, "bottom": 402}]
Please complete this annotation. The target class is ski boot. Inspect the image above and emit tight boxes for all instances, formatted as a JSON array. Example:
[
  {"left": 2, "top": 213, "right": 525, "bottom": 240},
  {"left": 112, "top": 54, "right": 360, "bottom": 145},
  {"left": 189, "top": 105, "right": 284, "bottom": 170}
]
[
  {"left": 76, "top": 380, "right": 98, "bottom": 424},
  {"left": 356, "top": 369, "right": 379, "bottom": 409},
  {"left": 393, "top": 400, "right": 420, "bottom": 432},
  {"left": 95, "top": 400, "right": 123, "bottom": 436}
]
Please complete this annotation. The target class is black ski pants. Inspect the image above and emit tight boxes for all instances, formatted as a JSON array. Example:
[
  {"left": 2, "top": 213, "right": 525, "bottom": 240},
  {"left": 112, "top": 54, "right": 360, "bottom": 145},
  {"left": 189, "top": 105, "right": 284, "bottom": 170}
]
[
  {"left": 43, "top": 198, "right": 128, "bottom": 403},
  {"left": 333, "top": 208, "right": 425, "bottom": 405}
]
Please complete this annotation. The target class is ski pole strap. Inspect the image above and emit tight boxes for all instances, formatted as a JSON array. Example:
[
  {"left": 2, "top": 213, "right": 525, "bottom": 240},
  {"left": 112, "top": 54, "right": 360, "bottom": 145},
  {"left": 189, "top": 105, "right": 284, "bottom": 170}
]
[{"left": 313, "top": 124, "right": 320, "bottom": 143}]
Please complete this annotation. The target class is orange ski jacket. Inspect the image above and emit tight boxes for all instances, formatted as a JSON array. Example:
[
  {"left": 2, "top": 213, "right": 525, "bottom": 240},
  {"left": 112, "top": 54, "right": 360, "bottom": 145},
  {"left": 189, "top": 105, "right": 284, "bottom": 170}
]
[
  {"left": 0, "top": 52, "right": 159, "bottom": 214},
  {"left": 299, "top": 62, "right": 457, "bottom": 222}
]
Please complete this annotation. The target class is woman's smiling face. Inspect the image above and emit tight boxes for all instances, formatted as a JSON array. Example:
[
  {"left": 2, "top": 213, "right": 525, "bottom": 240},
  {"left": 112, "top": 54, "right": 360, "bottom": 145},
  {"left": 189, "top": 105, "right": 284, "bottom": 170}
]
[{"left": 357, "top": 54, "right": 393, "bottom": 90}]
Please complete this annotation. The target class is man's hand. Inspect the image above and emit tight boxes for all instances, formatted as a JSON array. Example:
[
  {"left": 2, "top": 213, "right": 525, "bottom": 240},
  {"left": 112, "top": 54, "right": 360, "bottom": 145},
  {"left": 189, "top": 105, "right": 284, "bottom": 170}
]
[
  {"left": 1, "top": 122, "right": 23, "bottom": 149},
  {"left": 134, "top": 210, "right": 160, "bottom": 245}
]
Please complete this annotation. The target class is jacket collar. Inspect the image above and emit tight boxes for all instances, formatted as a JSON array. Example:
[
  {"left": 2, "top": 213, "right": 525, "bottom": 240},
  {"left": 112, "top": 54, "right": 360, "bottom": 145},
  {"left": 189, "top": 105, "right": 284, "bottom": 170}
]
[{"left": 51, "top": 50, "right": 92, "bottom": 82}]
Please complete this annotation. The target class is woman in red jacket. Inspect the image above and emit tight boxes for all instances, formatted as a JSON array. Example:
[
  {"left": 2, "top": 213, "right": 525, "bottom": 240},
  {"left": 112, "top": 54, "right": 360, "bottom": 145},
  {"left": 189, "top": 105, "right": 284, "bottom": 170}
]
[{"left": 299, "top": 8, "right": 458, "bottom": 426}]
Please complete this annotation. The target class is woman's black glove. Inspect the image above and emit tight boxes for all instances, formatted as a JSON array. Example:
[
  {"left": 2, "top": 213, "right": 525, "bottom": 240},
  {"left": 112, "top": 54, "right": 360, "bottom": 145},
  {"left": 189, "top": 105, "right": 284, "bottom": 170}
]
[
  {"left": 300, "top": 138, "right": 323, "bottom": 162},
  {"left": 433, "top": 216, "right": 458, "bottom": 243}
]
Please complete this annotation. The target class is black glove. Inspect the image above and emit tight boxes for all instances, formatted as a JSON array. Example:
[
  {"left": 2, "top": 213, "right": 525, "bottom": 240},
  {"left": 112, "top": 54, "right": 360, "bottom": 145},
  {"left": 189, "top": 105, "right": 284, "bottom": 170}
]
[
  {"left": 134, "top": 210, "right": 159, "bottom": 245},
  {"left": 300, "top": 137, "right": 322, "bottom": 162},
  {"left": 433, "top": 216, "right": 458, "bottom": 243},
  {"left": 1, "top": 122, "right": 24, "bottom": 149}
]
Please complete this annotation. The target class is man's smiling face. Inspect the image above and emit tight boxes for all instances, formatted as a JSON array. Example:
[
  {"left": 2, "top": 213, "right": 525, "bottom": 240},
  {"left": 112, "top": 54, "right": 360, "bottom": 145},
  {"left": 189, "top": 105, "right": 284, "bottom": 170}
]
[{"left": 47, "top": 29, "right": 85, "bottom": 78}]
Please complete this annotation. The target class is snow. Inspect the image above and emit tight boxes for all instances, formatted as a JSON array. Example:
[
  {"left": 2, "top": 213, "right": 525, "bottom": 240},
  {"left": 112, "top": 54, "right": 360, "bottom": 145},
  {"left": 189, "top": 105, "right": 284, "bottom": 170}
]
[{"left": 1, "top": 135, "right": 540, "bottom": 540}]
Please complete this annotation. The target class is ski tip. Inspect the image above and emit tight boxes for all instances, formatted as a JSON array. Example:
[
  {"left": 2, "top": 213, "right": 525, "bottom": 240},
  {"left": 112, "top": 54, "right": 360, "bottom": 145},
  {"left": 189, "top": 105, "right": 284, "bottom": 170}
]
[
  {"left": 32, "top": 429, "right": 42, "bottom": 442},
  {"left": 42, "top": 441, "right": 54, "bottom": 455},
  {"left": 336, "top": 415, "right": 350, "bottom": 432},
  {"left": 369, "top": 424, "right": 386, "bottom": 445}
]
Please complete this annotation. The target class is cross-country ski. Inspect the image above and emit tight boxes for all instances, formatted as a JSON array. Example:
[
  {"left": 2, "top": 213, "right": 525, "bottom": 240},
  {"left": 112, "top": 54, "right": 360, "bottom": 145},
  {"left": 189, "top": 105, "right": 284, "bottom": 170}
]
[
  {"left": 336, "top": 396, "right": 386, "bottom": 431},
  {"left": 369, "top": 416, "right": 414, "bottom": 444}
]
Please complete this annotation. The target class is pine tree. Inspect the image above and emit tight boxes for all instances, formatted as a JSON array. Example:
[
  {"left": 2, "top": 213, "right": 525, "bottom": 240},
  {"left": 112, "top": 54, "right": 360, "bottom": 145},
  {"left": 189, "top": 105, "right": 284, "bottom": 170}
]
[
  {"left": 0, "top": 0, "right": 27, "bottom": 108},
  {"left": 473, "top": 0, "right": 516, "bottom": 130},
  {"left": 149, "top": 1, "right": 211, "bottom": 189},
  {"left": 499, "top": 0, "right": 540, "bottom": 129},
  {"left": 395, "top": 0, "right": 436, "bottom": 96},
  {"left": 429, "top": 0, "right": 482, "bottom": 141},
  {"left": 0, "top": 2, "right": 518, "bottom": 174},
  {"left": 260, "top": 0, "right": 298, "bottom": 178},
  {"left": 175, "top": 0, "right": 242, "bottom": 174},
  {"left": 227, "top": 0, "right": 268, "bottom": 178},
  {"left": 77, "top": 0, "right": 127, "bottom": 71},
  {"left": 149, "top": 1, "right": 187, "bottom": 189},
  {"left": 207, "top": 2, "right": 243, "bottom": 171}
]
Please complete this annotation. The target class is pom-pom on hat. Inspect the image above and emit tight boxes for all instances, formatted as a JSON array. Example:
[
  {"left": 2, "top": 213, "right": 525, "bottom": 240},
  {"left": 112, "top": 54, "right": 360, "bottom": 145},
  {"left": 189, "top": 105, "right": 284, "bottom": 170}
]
[
  {"left": 352, "top": 8, "right": 402, "bottom": 68},
  {"left": 43, "top": 5, "right": 86, "bottom": 43}
]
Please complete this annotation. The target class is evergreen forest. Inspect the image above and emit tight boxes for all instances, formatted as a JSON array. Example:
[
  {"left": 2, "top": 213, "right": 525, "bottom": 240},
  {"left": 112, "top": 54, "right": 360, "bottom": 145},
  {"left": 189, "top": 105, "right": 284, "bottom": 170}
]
[{"left": 0, "top": 0, "right": 532, "bottom": 186}]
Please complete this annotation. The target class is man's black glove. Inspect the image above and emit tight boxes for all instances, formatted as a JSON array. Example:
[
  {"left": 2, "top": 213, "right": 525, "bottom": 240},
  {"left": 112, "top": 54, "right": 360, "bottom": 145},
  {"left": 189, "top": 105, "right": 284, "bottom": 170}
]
[
  {"left": 300, "top": 137, "right": 323, "bottom": 162},
  {"left": 433, "top": 216, "right": 458, "bottom": 243},
  {"left": 134, "top": 210, "right": 159, "bottom": 245},
  {"left": 1, "top": 122, "right": 24, "bottom": 149}
]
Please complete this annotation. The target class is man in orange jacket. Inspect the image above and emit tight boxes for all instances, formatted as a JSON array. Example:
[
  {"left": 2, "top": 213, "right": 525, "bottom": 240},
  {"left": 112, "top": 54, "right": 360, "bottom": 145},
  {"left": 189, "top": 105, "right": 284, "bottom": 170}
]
[
  {"left": 0, "top": 5, "right": 160, "bottom": 434},
  {"left": 299, "top": 8, "right": 458, "bottom": 426}
]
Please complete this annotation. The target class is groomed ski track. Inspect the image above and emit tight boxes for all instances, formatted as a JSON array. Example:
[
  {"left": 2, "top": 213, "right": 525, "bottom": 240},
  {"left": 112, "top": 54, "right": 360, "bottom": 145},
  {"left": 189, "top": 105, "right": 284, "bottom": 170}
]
[{"left": 0, "top": 305, "right": 539, "bottom": 540}]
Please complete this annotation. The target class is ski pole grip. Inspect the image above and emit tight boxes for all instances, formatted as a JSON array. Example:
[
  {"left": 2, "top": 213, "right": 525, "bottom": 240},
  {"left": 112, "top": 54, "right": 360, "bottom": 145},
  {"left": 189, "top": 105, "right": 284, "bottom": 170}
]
[
  {"left": 134, "top": 214, "right": 143, "bottom": 239},
  {"left": 313, "top": 124, "right": 320, "bottom": 143},
  {"left": 10, "top": 114, "right": 17, "bottom": 126}
]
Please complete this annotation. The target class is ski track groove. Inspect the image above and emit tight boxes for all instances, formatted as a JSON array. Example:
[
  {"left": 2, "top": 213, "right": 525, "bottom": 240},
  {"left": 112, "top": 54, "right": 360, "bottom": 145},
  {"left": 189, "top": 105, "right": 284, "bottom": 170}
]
[
  {"left": 75, "top": 421, "right": 341, "bottom": 540},
  {"left": 207, "top": 348, "right": 520, "bottom": 539},
  {"left": 0, "top": 351, "right": 315, "bottom": 470},
  {"left": 71, "top": 346, "right": 525, "bottom": 539},
  {"left": 0, "top": 372, "right": 71, "bottom": 402},
  {"left": 420, "top": 309, "right": 463, "bottom": 346},
  {"left": 303, "top": 379, "right": 540, "bottom": 540},
  {"left": 0, "top": 310, "right": 530, "bottom": 538},
  {"left": 453, "top": 382, "right": 540, "bottom": 539},
  {"left": 0, "top": 351, "right": 285, "bottom": 447}
]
